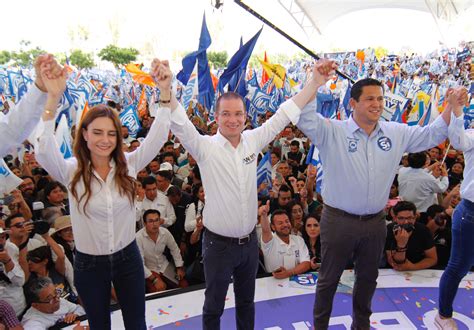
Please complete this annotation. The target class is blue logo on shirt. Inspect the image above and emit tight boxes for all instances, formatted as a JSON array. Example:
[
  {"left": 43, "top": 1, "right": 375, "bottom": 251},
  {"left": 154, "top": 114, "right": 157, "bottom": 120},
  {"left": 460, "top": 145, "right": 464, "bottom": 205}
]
[
  {"left": 347, "top": 137, "right": 359, "bottom": 153},
  {"left": 377, "top": 137, "right": 392, "bottom": 151}
]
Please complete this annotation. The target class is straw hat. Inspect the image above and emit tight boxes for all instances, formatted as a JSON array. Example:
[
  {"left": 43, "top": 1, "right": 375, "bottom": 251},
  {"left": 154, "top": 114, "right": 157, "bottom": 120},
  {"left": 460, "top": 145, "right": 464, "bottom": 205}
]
[{"left": 53, "top": 215, "right": 72, "bottom": 233}]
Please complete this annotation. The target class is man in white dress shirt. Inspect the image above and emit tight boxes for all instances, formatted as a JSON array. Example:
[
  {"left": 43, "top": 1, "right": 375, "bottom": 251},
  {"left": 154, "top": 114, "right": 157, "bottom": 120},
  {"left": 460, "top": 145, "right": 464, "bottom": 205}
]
[
  {"left": 150, "top": 58, "right": 335, "bottom": 330},
  {"left": 136, "top": 209, "right": 186, "bottom": 293},
  {"left": 260, "top": 208, "right": 310, "bottom": 278},
  {"left": 398, "top": 151, "right": 449, "bottom": 212},
  {"left": 139, "top": 176, "right": 176, "bottom": 228}
]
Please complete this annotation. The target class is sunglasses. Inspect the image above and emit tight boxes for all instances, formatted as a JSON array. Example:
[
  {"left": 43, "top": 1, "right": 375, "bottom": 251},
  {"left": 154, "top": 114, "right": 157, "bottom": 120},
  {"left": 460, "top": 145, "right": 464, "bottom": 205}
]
[
  {"left": 27, "top": 256, "right": 44, "bottom": 263},
  {"left": 11, "top": 221, "right": 31, "bottom": 229}
]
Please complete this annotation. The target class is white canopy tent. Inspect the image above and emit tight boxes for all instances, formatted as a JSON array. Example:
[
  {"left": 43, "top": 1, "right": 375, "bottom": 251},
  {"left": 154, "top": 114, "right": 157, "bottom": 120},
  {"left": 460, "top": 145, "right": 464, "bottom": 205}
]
[{"left": 278, "top": 0, "right": 473, "bottom": 36}]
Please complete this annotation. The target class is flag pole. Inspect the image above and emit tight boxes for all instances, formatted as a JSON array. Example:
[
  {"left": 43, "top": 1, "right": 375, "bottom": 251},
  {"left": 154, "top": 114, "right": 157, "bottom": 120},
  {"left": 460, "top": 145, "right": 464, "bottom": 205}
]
[{"left": 234, "top": 0, "right": 355, "bottom": 83}]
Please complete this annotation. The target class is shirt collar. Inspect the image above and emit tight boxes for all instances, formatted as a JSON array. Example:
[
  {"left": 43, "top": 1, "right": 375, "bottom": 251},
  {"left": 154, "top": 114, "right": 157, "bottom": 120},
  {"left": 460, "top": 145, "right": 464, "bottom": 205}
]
[
  {"left": 348, "top": 115, "right": 384, "bottom": 136},
  {"left": 215, "top": 129, "right": 244, "bottom": 148}
]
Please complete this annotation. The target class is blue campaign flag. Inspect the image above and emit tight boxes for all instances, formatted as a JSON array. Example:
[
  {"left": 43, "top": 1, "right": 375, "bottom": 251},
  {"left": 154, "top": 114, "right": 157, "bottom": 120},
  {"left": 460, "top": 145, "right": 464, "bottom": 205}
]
[
  {"left": 306, "top": 144, "right": 323, "bottom": 194},
  {"left": 119, "top": 105, "right": 141, "bottom": 138},
  {"left": 341, "top": 82, "right": 352, "bottom": 118},
  {"left": 257, "top": 151, "right": 272, "bottom": 189},
  {"left": 218, "top": 28, "right": 262, "bottom": 98},
  {"left": 7, "top": 70, "right": 29, "bottom": 103},
  {"left": 54, "top": 114, "right": 73, "bottom": 159},
  {"left": 177, "top": 13, "right": 215, "bottom": 110},
  {"left": 316, "top": 92, "right": 340, "bottom": 119}
]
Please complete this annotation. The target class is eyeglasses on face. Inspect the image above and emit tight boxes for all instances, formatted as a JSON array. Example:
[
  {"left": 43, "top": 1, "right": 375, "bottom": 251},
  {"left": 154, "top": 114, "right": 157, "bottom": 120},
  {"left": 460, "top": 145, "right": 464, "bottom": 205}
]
[
  {"left": 36, "top": 288, "right": 62, "bottom": 304},
  {"left": 396, "top": 216, "right": 415, "bottom": 222}
]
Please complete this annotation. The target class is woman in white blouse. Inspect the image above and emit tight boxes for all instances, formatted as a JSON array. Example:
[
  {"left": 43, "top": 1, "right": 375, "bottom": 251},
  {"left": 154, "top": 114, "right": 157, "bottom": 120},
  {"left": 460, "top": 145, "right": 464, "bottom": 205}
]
[{"left": 35, "top": 62, "right": 171, "bottom": 329}]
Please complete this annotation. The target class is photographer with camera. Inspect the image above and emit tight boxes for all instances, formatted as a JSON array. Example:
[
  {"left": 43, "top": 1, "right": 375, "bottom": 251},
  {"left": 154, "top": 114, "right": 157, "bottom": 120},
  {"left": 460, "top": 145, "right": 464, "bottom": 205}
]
[{"left": 385, "top": 201, "right": 437, "bottom": 271}]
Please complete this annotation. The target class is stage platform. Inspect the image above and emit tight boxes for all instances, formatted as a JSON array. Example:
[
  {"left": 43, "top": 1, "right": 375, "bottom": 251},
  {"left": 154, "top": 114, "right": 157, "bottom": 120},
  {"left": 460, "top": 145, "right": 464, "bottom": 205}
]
[{"left": 66, "top": 269, "right": 474, "bottom": 329}]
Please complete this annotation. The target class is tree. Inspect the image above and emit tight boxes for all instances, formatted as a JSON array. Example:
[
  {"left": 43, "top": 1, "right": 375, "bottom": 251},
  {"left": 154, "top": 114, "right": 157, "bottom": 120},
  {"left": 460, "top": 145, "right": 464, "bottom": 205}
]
[
  {"left": 0, "top": 51, "right": 11, "bottom": 65},
  {"left": 11, "top": 47, "right": 46, "bottom": 66},
  {"left": 69, "top": 49, "right": 95, "bottom": 69},
  {"left": 98, "top": 45, "right": 139, "bottom": 68},
  {"left": 207, "top": 51, "right": 228, "bottom": 69}
]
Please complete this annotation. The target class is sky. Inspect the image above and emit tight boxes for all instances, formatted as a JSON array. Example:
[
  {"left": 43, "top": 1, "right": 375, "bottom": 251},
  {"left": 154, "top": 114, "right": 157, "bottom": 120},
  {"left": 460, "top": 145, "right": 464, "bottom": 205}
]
[{"left": 2, "top": 0, "right": 473, "bottom": 67}]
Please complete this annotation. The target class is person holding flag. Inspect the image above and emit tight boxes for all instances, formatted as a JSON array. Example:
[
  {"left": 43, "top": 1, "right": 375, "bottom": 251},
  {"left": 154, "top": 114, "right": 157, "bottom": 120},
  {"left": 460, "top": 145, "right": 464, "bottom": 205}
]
[
  {"left": 35, "top": 59, "right": 172, "bottom": 329},
  {"left": 0, "top": 54, "right": 58, "bottom": 157},
  {"left": 295, "top": 77, "right": 468, "bottom": 329},
  {"left": 436, "top": 93, "right": 473, "bottom": 330},
  {"left": 151, "top": 58, "right": 336, "bottom": 330}
]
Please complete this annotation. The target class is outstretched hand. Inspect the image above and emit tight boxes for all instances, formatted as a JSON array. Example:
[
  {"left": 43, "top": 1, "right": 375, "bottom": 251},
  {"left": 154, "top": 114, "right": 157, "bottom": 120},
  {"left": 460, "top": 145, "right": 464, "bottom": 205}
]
[
  {"left": 34, "top": 54, "right": 55, "bottom": 92},
  {"left": 40, "top": 59, "right": 68, "bottom": 99},
  {"left": 312, "top": 59, "right": 338, "bottom": 87},
  {"left": 150, "top": 58, "right": 172, "bottom": 92},
  {"left": 446, "top": 87, "right": 469, "bottom": 117}
]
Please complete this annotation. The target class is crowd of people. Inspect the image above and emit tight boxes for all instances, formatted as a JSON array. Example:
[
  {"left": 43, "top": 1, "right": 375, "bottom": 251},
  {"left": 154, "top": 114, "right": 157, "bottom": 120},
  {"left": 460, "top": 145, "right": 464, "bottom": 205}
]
[{"left": 0, "top": 48, "right": 471, "bottom": 330}]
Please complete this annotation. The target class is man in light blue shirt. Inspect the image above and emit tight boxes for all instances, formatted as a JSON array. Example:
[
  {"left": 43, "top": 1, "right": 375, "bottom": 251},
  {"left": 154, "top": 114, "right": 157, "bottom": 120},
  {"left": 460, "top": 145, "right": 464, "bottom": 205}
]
[{"left": 294, "top": 77, "right": 463, "bottom": 329}]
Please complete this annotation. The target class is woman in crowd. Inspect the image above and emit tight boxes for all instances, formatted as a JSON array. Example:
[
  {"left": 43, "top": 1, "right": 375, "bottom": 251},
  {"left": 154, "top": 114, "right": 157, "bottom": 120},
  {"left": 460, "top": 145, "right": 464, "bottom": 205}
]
[
  {"left": 287, "top": 200, "right": 305, "bottom": 235},
  {"left": 301, "top": 213, "right": 322, "bottom": 271},
  {"left": 52, "top": 215, "right": 75, "bottom": 266}
]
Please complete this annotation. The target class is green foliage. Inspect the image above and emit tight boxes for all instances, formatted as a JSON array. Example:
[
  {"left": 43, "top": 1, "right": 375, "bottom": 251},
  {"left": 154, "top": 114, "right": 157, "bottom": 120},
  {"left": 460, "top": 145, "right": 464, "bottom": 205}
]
[
  {"left": 0, "top": 51, "right": 12, "bottom": 65},
  {"left": 11, "top": 47, "right": 46, "bottom": 66},
  {"left": 69, "top": 49, "right": 95, "bottom": 69},
  {"left": 207, "top": 51, "right": 228, "bottom": 69},
  {"left": 98, "top": 45, "right": 139, "bottom": 68}
]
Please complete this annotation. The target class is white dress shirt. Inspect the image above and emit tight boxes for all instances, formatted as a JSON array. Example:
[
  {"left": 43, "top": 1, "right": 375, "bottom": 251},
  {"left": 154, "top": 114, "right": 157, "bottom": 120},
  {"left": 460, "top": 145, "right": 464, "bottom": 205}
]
[
  {"left": 35, "top": 108, "right": 171, "bottom": 255},
  {"left": 398, "top": 167, "right": 449, "bottom": 212},
  {"left": 0, "top": 85, "right": 46, "bottom": 157},
  {"left": 261, "top": 234, "right": 310, "bottom": 273},
  {"left": 296, "top": 99, "right": 458, "bottom": 215},
  {"left": 138, "top": 192, "right": 176, "bottom": 227},
  {"left": 184, "top": 200, "right": 203, "bottom": 233},
  {"left": 22, "top": 298, "right": 85, "bottom": 330},
  {"left": 165, "top": 100, "right": 300, "bottom": 238},
  {"left": 448, "top": 113, "right": 474, "bottom": 202},
  {"left": 1, "top": 241, "right": 26, "bottom": 316},
  {"left": 135, "top": 227, "right": 183, "bottom": 278}
]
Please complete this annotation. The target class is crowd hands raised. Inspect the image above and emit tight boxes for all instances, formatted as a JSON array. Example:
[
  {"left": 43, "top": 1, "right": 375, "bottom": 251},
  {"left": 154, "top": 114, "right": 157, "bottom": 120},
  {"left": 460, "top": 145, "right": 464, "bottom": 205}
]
[{"left": 0, "top": 51, "right": 470, "bottom": 329}]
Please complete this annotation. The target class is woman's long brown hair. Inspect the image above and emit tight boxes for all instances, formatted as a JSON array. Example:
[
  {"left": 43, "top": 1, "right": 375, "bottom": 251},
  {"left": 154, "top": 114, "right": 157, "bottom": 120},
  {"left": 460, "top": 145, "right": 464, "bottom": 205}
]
[{"left": 70, "top": 105, "right": 135, "bottom": 216}]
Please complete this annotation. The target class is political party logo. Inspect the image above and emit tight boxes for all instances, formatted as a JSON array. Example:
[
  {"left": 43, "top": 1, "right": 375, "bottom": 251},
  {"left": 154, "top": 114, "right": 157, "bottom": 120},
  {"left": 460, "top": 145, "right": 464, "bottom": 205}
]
[
  {"left": 290, "top": 273, "right": 318, "bottom": 287},
  {"left": 243, "top": 153, "right": 257, "bottom": 165},
  {"left": 347, "top": 137, "right": 359, "bottom": 153},
  {"left": 377, "top": 136, "right": 392, "bottom": 151}
]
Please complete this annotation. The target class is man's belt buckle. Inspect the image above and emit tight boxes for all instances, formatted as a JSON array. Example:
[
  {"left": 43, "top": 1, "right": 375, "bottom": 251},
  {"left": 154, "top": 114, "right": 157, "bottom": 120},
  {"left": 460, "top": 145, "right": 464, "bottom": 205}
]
[{"left": 238, "top": 235, "right": 250, "bottom": 245}]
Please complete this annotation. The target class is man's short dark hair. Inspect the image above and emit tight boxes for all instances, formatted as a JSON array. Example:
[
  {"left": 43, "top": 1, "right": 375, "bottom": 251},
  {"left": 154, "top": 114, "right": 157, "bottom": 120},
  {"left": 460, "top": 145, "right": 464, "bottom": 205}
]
[
  {"left": 142, "top": 176, "right": 157, "bottom": 187},
  {"left": 393, "top": 201, "right": 417, "bottom": 215},
  {"left": 163, "top": 141, "right": 174, "bottom": 149},
  {"left": 290, "top": 140, "right": 300, "bottom": 148},
  {"left": 351, "top": 78, "right": 383, "bottom": 102},
  {"left": 161, "top": 152, "right": 176, "bottom": 163},
  {"left": 270, "top": 209, "right": 289, "bottom": 225},
  {"left": 143, "top": 209, "right": 160, "bottom": 223},
  {"left": 278, "top": 184, "right": 293, "bottom": 197},
  {"left": 407, "top": 152, "right": 427, "bottom": 169},
  {"left": 166, "top": 185, "right": 182, "bottom": 197},
  {"left": 5, "top": 213, "right": 24, "bottom": 228},
  {"left": 20, "top": 175, "right": 35, "bottom": 182},
  {"left": 215, "top": 92, "right": 245, "bottom": 114},
  {"left": 426, "top": 204, "right": 445, "bottom": 219},
  {"left": 156, "top": 170, "right": 172, "bottom": 182}
]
